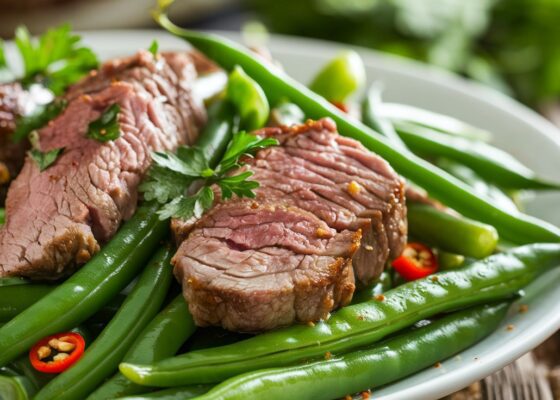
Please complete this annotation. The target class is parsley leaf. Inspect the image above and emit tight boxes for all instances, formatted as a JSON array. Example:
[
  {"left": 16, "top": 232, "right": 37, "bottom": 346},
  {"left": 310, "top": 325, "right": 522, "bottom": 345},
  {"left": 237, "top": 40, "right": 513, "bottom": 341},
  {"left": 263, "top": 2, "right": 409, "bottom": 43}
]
[
  {"left": 12, "top": 99, "right": 67, "bottom": 143},
  {"left": 218, "top": 131, "right": 279, "bottom": 174},
  {"left": 15, "top": 24, "right": 98, "bottom": 95},
  {"left": 158, "top": 186, "right": 215, "bottom": 220},
  {"left": 87, "top": 104, "right": 121, "bottom": 142},
  {"left": 148, "top": 40, "right": 159, "bottom": 57},
  {"left": 141, "top": 130, "right": 278, "bottom": 220},
  {"left": 218, "top": 171, "right": 260, "bottom": 200},
  {"left": 29, "top": 147, "right": 64, "bottom": 171}
]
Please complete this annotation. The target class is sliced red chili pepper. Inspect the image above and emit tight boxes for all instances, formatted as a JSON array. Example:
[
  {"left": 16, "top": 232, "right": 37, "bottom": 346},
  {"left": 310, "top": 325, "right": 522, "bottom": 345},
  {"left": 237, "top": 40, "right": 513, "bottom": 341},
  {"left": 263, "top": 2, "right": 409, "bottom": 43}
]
[
  {"left": 330, "top": 101, "right": 350, "bottom": 113},
  {"left": 29, "top": 332, "right": 85, "bottom": 374},
  {"left": 392, "top": 242, "right": 438, "bottom": 281}
]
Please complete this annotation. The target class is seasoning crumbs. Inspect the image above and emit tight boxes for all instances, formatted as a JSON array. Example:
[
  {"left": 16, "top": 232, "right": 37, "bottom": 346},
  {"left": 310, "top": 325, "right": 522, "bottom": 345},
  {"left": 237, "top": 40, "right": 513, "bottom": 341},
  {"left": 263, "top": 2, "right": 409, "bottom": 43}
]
[
  {"left": 361, "top": 390, "right": 371, "bottom": 399},
  {"left": 375, "top": 294, "right": 385, "bottom": 302},
  {"left": 506, "top": 324, "right": 515, "bottom": 331},
  {"left": 324, "top": 352, "right": 332, "bottom": 360},
  {"left": 519, "top": 304, "right": 529, "bottom": 313},
  {"left": 434, "top": 362, "right": 442, "bottom": 368}
]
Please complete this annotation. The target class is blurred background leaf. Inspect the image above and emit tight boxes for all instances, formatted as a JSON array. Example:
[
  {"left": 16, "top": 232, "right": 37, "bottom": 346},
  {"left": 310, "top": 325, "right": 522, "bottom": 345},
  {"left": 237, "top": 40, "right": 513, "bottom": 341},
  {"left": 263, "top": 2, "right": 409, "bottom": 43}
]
[{"left": 246, "top": 0, "right": 560, "bottom": 108}]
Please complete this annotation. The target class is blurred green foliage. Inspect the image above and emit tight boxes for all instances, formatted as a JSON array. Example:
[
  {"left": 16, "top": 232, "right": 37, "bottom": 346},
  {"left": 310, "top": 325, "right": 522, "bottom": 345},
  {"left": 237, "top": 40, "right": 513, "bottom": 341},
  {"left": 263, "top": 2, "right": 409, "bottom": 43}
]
[{"left": 247, "top": 0, "right": 560, "bottom": 106}]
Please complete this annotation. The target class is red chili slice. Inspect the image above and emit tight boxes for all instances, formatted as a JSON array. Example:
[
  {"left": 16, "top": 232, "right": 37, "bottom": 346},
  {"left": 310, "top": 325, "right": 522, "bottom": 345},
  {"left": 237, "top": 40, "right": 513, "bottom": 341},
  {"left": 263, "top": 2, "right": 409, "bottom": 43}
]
[
  {"left": 29, "top": 332, "right": 85, "bottom": 374},
  {"left": 330, "top": 101, "right": 350, "bottom": 113},
  {"left": 392, "top": 242, "right": 438, "bottom": 281}
]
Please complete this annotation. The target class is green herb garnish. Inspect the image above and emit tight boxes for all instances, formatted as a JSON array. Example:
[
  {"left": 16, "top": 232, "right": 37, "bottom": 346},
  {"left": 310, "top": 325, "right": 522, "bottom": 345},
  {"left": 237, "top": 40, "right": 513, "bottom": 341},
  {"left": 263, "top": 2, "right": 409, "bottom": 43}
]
[
  {"left": 141, "top": 131, "right": 278, "bottom": 220},
  {"left": 15, "top": 24, "right": 98, "bottom": 95},
  {"left": 148, "top": 40, "right": 159, "bottom": 57},
  {"left": 12, "top": 100, "right": 67, "bottom": 143},
  {"left": 87, "top": 104, "right": 121, "bottom": 142},
  {"left": 29, "top": 147, "right": 64, "bottom": 172}
]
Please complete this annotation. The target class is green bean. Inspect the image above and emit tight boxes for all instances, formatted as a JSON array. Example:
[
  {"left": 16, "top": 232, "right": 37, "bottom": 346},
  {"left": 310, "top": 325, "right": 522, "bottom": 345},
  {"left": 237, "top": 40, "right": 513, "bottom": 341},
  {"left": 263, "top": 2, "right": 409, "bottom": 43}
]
[
  {"left": 226, "top": 65, "right": 269, "bottom": 130},
  {"left": 117, "top": 385, "right": 212, "bottom": 400},
  {"left": 88, "top": 296, "right": 196, "bottom": 400},
  {"left": 407, "top": 203, "right": 498, "bottom": 259},
  {"left": 269, "top": 101, "right": 305, "bottom": 126},
  {"left": 438, "top": 251, "right": 466, "bottom": 270},
  {"left": 190, "top": 303, "right": 509, "bottom": 400},
  {"left": 437, "top": 159, "right": 519, "bottom": 213},
  {"left": 0, "top": 208, "right": 4, "bottom": 224},
  {"left": 350, "top": 272, "right": 392, "bottom": 304},
  {"left": 0, "top": 374, "right": 36, "bottom": 400},
  {"left": 378, "top": 102, "right": 492, "bottom": 142},
  {"left": 154, "top": 10, "right": 560, "bottom": 244},
  {"left": 120, "top": 243, "right": 560, "bottom": 387},
  {"left": 34, "top": 247, "right": 174, "bottom": 400},
  {"left": 361, "top": 83, "right": 407, "bottom": 150},
  {"left": 0, "top": 284, "right": 54, "bottom": 322},
  {"left": 0, "top": 203, "right": 167, "bottom": 367},
  {"left": 309, "top": 50, "right": 366, "bottom": 103},
  {"left": 396, "top": 121, "right": 560, "bottom": 190}
]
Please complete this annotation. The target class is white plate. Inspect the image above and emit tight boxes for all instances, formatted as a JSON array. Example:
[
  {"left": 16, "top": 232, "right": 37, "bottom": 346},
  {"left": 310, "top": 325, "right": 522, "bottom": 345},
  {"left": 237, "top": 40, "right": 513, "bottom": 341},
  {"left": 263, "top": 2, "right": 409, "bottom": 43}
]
[{"left": 37, "top": 30, "right": 560, "bottom": 399}]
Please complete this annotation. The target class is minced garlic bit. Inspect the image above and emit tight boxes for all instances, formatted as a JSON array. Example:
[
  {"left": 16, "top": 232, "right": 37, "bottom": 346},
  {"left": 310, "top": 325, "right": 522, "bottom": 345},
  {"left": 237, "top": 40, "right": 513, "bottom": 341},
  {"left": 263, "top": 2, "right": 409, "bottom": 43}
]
[
  {"left": 374, "top": 294, "right": 385, "bottom": 302},
  {"left": 361, "top": 390, "right": 371, "bottom": 399},
  {"left": 347, "top": 181, "right": 361, "bottom": 196},
  {"left": 324, "top": 351, "right": 332, "bottom": 360},
  {"left": 316, "top": 227, "right": 331, "bottom": 238},
  {"left": 506, "top": 324, "right": 515, "bottom": 331},
  {"left": 364, "top": 245, "right": 374, "bottom": 251},
  {"left": 434, "top": 362, "right": 442, "bottom": 368},
  {"left": 519, "top": 304, "right": 529, "bottom": 313}
]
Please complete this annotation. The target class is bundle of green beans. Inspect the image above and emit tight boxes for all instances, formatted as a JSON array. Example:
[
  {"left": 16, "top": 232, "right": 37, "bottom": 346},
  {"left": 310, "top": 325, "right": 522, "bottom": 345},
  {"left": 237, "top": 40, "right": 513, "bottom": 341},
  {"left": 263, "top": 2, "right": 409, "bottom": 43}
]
[
  {"left": 120, "top": 243, "right": 560, "bottom": 387},
  {"left": 1, "top": 7, "right": 560, "bottom": 399}
]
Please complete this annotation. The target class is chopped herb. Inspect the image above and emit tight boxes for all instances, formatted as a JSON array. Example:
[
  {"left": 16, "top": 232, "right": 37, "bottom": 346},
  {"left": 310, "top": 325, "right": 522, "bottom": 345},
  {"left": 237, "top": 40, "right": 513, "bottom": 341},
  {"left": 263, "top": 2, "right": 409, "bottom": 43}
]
[
  {"left": 15, "top": 24, "right": 98, "bottom": 95},
  {"left": 12, "top": 99, "right": 67, "bottom": 143},
  {"left": 87, "top": 104, "right": 121, "bottom": 142},
  {"left": 29, "top": 147, "right": 64, "bottom": 172},
  {"left": 141, "top": 131, "right": 279, "bottom": 220},
  {"left": 148, "top": 40, "right": 159, "bottom": 57}
]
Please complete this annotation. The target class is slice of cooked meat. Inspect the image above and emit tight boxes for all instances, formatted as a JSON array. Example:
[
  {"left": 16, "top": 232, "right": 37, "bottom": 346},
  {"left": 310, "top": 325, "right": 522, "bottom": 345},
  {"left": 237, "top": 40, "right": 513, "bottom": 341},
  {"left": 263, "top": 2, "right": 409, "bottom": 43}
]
[
  {"left": 0, "top": 50, "right": 206, "bottom": 280},
  {"left": 173, "top": 200, "right": 358, "bottom": 332},
  {"left": 173, "top": 118, "right": 407, "bottom": 331},
  {"left": 0, "top": 82, "right": 52, "bottom": 205}
]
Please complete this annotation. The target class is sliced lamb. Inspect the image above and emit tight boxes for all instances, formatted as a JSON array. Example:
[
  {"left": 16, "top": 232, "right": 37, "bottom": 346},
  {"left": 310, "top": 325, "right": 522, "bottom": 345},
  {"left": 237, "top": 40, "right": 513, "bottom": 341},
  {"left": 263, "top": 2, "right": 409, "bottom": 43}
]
[
  {"left": 172, "top": 118, "right": 407, "bottom": 331},
  {"left": 0, "top": 50, "right": 206, "bottom": 280}
]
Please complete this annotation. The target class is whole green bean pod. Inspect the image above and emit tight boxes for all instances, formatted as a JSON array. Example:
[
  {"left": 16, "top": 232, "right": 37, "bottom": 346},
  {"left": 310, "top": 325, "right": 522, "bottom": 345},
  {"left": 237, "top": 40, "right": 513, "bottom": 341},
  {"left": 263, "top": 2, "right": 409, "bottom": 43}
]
[
  {"left": 407, "top": 203, "right": 498, "bottom": 259},
  {"left": 350, "top": 271, "right": 392, "bottom": 304},
  {"left": 226, "top": 65, "right": 269, "bottom": 130},
  {"left": 190, "top": 303, "right": 509, "bottom": 400},
  {"left": 120, "top": 243, "right": 560, "bottom": 387},
  {"left": 0, "top": 203, "right": 167, "bottom": 367},
  {"left": 88, "top": 296, "right": 196, "bottom": 400},
  {"left": 269, "top": 101, "right": 305, "bottom": 126},
  {"left": 378, "top": 102, "right": 492, "bottom": 142},
  {"left": 117, "top": 385, "right": 212, "bottom": 400},
  {"left": 437, "top": 159, "right": 519, "bottom": 213},
  {"left": 438, "top": 251, "right": 466, "bottom": 270},
  {"left": 154, "top": 8, "right": 560, "bottom": 244},
  {"left": 0, "top": 284, "right": 54, "bottom": 322},
  {"left": 361, "top": 83, "right": 407, "bottom": 150},
  {"left": 309, "top": 50, "right": 366, "bottom": 103},
  {"left": 0, "top": 373, "right": 36, "bottom": 400},
  {"left": 396, "top": 121, "right": 560, "bottom": 190},
  {"left": 34, "top": 247, "right": 174, "bottom": 400}
]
